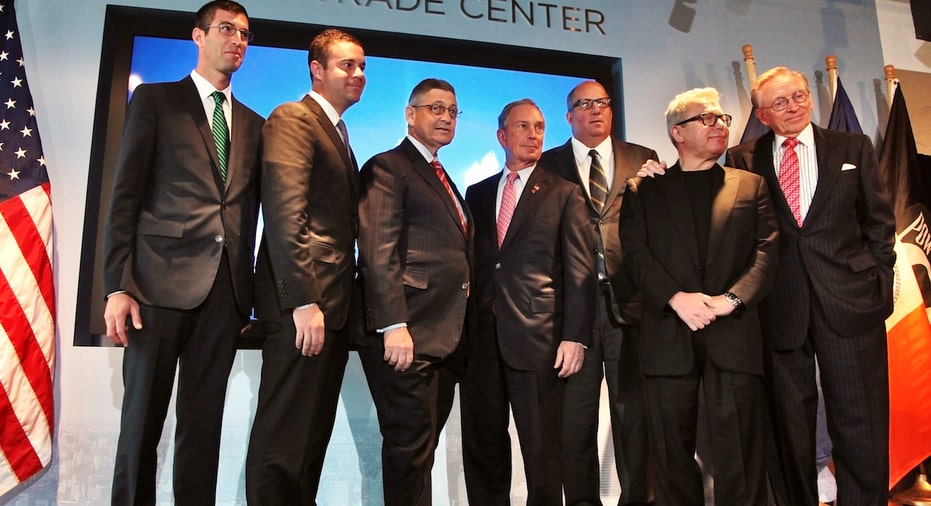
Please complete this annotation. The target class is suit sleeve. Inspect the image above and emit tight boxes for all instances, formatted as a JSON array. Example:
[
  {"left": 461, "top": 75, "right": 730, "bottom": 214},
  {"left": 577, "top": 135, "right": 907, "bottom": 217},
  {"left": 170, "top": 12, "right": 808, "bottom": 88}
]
[
  {"left": 103, "top": 85, "right": 158, "bottom": 296},
  {"left": 358, "top": 154, "right": 409, "bottom": 330},
  {"left": 561, "top": 185, "right": 598, "bottom": 347},
  {"left": 727, "top": 175, "right": 779, "bottom": 307},
  {"left": 618, "top": 177, "right": 683, "bottom": 315},
  {"left": 260, "top": 102, "right": 322, "bottom": 309}
]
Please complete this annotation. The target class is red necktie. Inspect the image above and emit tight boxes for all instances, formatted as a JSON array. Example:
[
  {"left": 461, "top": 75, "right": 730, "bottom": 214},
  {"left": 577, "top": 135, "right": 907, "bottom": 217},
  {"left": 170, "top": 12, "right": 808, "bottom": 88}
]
[
  {"left": 431, "top": 159, "right": 467, "bottom": 232},
  {"left": 497, "top": 171, "right": 519, "bottom": 248},
  {"left": 779, "top": 138, "right": 802, "bottom": 227}
]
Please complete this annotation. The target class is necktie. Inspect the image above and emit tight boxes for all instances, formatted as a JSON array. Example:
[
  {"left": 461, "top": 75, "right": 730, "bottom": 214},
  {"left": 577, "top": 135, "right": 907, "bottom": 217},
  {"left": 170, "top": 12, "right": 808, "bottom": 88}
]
[
  {"left": 336, "top": 119, "right": 352, "bottom": 156},
  {"left": 497, "top": 171, "right": 519, "bottom": 249},
  {"left": 589, "top": 149, "right": 608, "bottom": 212},
  {"left": 431, "top": 159, "right": 467, "bottom": 232},
  {"left": 779, "top": 138, "right": 802, "bottom": 227},
  {"left": 211, "top": 91, "right": 229, "bottom": 182}
]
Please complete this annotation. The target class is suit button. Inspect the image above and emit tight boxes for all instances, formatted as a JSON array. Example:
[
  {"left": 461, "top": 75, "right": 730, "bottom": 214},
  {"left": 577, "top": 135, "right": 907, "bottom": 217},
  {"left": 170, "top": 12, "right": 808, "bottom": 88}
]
[
  {"left": 215, "top": 235, "right": 224, "bottom": 244},
  {"left": 495, "top": 263, "right": 501, "bottom": 270},
  {"left": 221, "top": 201, "right": 229, "bottom": 209}
]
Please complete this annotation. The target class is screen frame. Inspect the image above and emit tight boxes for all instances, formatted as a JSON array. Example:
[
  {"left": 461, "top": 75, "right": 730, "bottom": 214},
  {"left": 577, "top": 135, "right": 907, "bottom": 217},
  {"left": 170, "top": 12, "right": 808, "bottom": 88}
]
[{"left": 74, "top": 4, "right": 623, "bottom": 346}]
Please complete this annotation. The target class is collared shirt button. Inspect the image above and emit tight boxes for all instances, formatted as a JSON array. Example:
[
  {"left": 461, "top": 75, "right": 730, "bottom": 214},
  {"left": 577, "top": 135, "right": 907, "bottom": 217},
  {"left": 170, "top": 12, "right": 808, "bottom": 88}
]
[
  {"left": 214, "top": 234, "right": 224, "bottom": 244},
  {"left": 495, "top": 263, "right": 501, "bottom": 269}
]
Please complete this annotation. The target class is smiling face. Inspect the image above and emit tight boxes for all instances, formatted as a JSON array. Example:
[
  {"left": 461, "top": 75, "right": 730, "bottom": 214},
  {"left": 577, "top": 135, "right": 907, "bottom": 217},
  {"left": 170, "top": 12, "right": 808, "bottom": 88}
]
[
  {"left": 193, "top": 9, "right": 249, "bottom": 86},
  {"left": 311, "top": 40, "right": 366, "bottom": 115},
  {"left": 498, "top": 102, "right": 545, "bottom": 170},
  {"left": 406, "top": 88, "right": 457, "bottom": 156},
  {"left": 754, "top": 72, "right": 813, "bottom": 138},
  {"left": 566, "top": 81, "right": 613, "bottom": 147}
]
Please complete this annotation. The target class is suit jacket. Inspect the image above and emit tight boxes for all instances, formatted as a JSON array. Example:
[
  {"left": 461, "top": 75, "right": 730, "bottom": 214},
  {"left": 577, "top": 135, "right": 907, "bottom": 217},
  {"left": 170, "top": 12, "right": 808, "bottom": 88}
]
[
  {"left": 356, "top": 138, "right": 472, "bottom": 359},
  {"left": 466, "top": 167, "right": 596, "bottom": 371},
  {"left": 619, "top": 164, "right": 779, "bottom": 376},
  {"left": 253, "top": 94, "right": 360, "bottom": 330},
  {"left": 539, "top": 137, "right": 658, "bottom": 325},
  {"left": 726, "top": 126, "right": 896, "bottom": 346},
  {"left": 103, "top": 76, "right": 263, "bottom": 316}
]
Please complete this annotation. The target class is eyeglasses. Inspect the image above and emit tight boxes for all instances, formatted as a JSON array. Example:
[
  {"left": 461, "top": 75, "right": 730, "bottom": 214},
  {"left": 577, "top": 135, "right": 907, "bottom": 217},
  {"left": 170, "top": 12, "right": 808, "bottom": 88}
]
[
  {"left": 202, "top": 22, "right": 254, "bottom": 43},
  {"left": 570, "top": 97, "right": 611, "bottom": 111},
  {"left": 676, "top": 112, "right": 732, "bottom": 127},
  {"left": 761, "top": 90, "right": 810, "bottom": 111},
  {"left": 412, "top": 103, "right": 462, "bottom": 118}
]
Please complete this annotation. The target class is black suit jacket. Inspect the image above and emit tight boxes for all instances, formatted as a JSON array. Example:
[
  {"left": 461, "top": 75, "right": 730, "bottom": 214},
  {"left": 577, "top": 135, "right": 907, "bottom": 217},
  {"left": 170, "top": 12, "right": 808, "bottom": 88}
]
[
  {"left": 726, "top": 126, "right": 896, "bottom": 346},
  {"left": 356, "top": 138, "right": 472, "bottom": 359},
  {"left": 254, "top": 95, "right": 360, "bottom": 330},
  {"left": 539, "top": 137, "right": 658, "bottom": 325},
  {"left": 104, "top": 76, "right": 263, "bottom": 316},
  {"left": 466, "top": 167, "right": 596, "bottom": 371},
  {"left": 619, "top": 164, "right": 779, "bottom": 376}
]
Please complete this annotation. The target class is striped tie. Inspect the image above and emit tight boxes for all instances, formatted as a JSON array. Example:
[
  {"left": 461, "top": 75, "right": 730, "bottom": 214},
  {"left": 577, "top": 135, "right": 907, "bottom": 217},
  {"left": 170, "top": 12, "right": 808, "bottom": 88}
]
[
  {"left": 211, "top": 91, "right": 230, "bottom": 182},
  {"left": 589, "top": 149, "right": 608, "bottom": 212}
]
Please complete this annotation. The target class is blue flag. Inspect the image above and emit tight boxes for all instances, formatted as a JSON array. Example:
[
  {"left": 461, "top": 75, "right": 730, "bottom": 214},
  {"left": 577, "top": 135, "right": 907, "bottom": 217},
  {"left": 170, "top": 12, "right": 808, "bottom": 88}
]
[{"left": 827, "top": 77, "right": 862, "bottom": 134}]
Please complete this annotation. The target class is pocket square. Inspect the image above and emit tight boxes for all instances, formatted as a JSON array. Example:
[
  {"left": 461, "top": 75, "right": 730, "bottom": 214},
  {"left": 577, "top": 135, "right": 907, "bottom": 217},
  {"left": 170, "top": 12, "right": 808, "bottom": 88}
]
[{"left": 841, "top": 163, "right": 857, "bottom": 171}]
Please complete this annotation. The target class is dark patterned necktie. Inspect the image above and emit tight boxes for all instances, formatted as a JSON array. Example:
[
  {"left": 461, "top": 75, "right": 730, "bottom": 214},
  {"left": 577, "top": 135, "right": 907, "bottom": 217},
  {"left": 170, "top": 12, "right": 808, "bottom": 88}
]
[
  {"left": 211, "top": 91, "right": 229, "bottom": 182},
  {"left": 589, "top": 149, "right": 608, "bottom": 212}
]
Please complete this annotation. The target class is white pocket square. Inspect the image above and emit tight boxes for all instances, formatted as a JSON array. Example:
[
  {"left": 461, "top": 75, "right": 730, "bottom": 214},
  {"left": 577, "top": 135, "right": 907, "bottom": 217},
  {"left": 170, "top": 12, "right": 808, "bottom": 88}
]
[{"left": 841, "top": 163, "right": 857, "bottom": 171}]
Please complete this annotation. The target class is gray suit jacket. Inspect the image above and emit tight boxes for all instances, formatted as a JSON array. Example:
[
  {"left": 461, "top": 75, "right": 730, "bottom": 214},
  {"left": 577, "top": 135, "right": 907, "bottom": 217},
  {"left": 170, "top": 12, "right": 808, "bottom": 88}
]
[
  {"left": 254, "top": 94, "right": 360, "bottom": 330},
  {"left": 466, "top": 167, "right": 596, "bottom": 371},
  {"left": 726, "top": 126, "right": 896, "bottom": 346},
  {"left": 619, "top": 163, "right": 779, "bottom": 375},
  {"left": 103, "top": 76, "right": 263, "bottom": 316},
  {"left": 357, "top": 138, "right": 472, "bottom": 359},
  {"left": 539, "top": 137, "right": 658, "bottom": 325}
]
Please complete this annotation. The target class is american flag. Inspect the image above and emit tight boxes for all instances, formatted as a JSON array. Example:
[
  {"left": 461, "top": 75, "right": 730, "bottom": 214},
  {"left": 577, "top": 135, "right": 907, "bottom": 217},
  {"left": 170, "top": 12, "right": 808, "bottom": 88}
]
[{"left": 0, "top": 1, "right": 56, "bottom": 496}]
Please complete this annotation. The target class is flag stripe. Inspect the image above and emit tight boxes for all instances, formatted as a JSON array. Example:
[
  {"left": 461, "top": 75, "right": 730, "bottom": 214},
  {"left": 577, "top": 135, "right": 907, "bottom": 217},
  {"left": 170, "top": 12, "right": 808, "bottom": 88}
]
[
  {"left": 0, "top": 380, "right": 43, "bottom": 482},
  {"left": 1, "top": 184, "right": 54, "bottom": 317}
]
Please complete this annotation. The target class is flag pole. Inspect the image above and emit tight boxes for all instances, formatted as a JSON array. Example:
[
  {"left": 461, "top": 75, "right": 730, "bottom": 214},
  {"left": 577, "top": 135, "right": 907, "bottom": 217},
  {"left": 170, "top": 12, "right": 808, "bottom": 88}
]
[
  {"left": 886, "top": 64, "right": 897, "bottom": 110},
  {"left": 826, "top": 54, "right": 837, "bottom": 101},
  {"left": 742, "top": 44, "right": 757, "bottom": 83}
]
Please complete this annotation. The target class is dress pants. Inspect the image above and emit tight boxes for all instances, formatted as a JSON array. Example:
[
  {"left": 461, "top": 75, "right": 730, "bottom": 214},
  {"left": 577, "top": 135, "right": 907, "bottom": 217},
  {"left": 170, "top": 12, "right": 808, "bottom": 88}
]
[
  {"left": 461, "top": 323, "right": 565, "bottom": 506},
  {"left": 357, "top": 346, "right": 459, "bottom": 506},
  {"left": 562, "top": 291, "right": 651, "bottom": 506},
  {"left": 245, "top": 319, "right": 349, "bottom": 505},
  {"left": 764, "top": 304, "right": 889, "bottom": 506},
  {"left": 643, "top": 331, "right": 766, "bottom": 506},
  {"left": 111, "top": 255, "right": 241, "bottom": 506}
]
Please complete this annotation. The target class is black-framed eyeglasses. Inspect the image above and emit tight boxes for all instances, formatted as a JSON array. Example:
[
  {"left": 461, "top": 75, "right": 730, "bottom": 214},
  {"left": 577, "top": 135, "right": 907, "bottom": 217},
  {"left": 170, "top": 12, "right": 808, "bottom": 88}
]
[
  {"left": 675, "top": 112, "right": 733, "bottom": 128},
  {"left": 202, "top": 22, "right": 254, "bottom": 43},
  {"left": 570, "top": 97, "right": 611, "bottom": 111},
  {"left": 412, "top": 103, "right": 462, "bottom": 118},
  {"left": 761, "top": 89, "right": 810, "bottom": 111}
]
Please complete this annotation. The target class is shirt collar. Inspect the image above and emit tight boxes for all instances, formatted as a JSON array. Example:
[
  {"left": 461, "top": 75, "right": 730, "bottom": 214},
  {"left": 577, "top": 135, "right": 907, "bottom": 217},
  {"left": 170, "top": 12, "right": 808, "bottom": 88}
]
[
  {"left": 406, "top": 135, "right": 437, "bottom": 163},
  {"left": 570, "top": 136, "right": 612, "bottom": 165},
  {"left": 308, "top": 89, "right": 342, "bottom": 127},
  {"left": 190, "top": 70, "right": 230, "bottom": 102},
  {"left": 774, "top": 123, "right": 814, "bottom": 149}
]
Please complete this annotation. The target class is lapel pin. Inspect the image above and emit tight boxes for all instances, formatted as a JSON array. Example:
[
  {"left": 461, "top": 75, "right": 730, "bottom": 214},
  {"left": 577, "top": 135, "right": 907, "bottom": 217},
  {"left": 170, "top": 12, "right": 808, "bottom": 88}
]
[{"left": 531, "top": 184, "right": 540, "bottom": 194}]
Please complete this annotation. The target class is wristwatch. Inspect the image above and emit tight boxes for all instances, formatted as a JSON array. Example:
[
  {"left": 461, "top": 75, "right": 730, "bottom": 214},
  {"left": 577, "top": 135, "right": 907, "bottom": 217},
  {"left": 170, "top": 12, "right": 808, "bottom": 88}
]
[{"left": 724, "top": 291, "right": 744, "bottom": 309}]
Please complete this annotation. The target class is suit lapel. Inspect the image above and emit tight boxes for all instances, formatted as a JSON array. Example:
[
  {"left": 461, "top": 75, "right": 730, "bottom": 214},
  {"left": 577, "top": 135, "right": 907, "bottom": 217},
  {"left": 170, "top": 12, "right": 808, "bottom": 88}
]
[
  {"left": 605, "top": 139, "right": 639, "bottom": 217},
  {"left": 303, "top": 95, "right": 360, "bottom": 199},
  {"left": 706, "top": 165, "right": 735, "bottom": 265},
  {"left": 181, "top": 77, "right": 225, "bottom": 195},
  {"left": 473, "top": 176, "right": 499, "bottom": 255},
  {"left": 807, "top": 126, "right": 837, "bottom": 223},
  {"left": 402, "top": 139, "right": 469, "bottom": 238}
]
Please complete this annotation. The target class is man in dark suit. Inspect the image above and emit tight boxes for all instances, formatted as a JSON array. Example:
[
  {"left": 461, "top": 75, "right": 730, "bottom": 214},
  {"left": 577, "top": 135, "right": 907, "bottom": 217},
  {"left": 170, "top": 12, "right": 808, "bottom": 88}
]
[
  {"left": 244, "top": 29, "right": 365, "bottom": 505},
  {"left": 102, "top": 2, "right": 262, "bottom": 504},
  {"left": 726, "top": 67, "right": 896, "bottom": 506},
  {"left": 539, "top": 80, "right": 656, "bottom": 506},
  {"left": 461, "top": 98, "right": 596, "bottom": 506},
  {"left": 356, "top": 78, "right": 472, "bottom": 506},
  {"left": 620, "top": 87, "right": 778, "bottom": 505}
]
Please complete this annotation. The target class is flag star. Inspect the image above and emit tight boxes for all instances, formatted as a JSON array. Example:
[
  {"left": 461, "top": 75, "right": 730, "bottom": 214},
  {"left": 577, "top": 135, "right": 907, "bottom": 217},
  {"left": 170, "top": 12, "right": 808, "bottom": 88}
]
[
  {"left": 7, "top": 168, "right": 19, "bottom": 180},
  {"left": 14, "top": 147, "right": 25, "bottom": 158},
  {"left": 0, "top": 5, "right": 5, "bottom": 13},
  {"left": 11, "top": 77, "right": 21, "bottom": 88},
  {"left": 5, "top": 30, "right": 13, "bottom": 40},
  {"left": 4, "top": 98, "right": 14, "bottom": 109},
  {"left": 26, "top": 107, "right": 34, "bottom": 116},
  {"left": 0, "top": 120, "right": 9, "bottom": 130},
  {"left": 16, "top": 57, "right": 23, "bottom": 67},
  {"left": 0, "top": 51, "right": 8, "bottom": 61},
  {"left": 37, "top": 155, "right": 45, "bottom": 166},
  {"left": 0, "top": 142, "right": 5, "bottom": 150},
  {"left": 20, "top": 126, "right": 31, "bottom": 137}
]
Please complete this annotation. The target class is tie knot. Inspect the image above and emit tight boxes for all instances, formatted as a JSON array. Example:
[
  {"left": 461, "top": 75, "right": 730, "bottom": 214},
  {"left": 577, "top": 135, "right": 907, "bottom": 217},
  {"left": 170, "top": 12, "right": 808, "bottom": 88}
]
[
  {"left": 212, "top": 90, "right": 225, "bottom": 105},
  {"left": 431, "top": 159, "right": 442, "bottom": 170},
  {"left": 507, "top": 171, "right": 520, "bottom": 183},
  {"left": 783, "top": 137, "right": 799, "bottom": 149},
  {"left": 589, "top": 149, "right": 599, "bottom": 160}
]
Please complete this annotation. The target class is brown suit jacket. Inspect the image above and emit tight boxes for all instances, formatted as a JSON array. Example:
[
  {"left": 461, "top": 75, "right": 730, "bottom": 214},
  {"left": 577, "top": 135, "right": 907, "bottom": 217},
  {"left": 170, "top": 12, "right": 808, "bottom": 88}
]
[
  {"left": 356, "top": 138, "right": 472, "bottom": 359},
  {"left": 619, "top": 163, "right": 779, "bottom": 375},
  {"left": 253, "top": 94, "right": 360, "bottom": 330}
]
